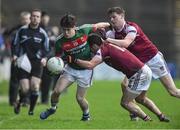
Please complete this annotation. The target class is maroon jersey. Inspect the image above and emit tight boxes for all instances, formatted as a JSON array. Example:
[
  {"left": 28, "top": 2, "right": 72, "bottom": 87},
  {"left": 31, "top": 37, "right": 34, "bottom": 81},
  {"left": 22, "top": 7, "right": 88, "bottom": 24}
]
[
  {"left": 106, "top": 21, "right": 158, "bottom": 63},
  {"left": 98, "top": 43, "right": 144, "bottom": 78}
]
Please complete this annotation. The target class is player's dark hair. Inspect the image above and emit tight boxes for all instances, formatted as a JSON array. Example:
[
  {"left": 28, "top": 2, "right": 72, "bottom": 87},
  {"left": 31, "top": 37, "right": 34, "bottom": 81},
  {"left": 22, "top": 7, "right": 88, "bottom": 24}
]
[
  {"left": 60, "top": 14, "right": 76, "bottom": 28},
  {"left": 88, "top": 33, "right": 103, "bottom": 47},
  {"left": 107, "top": 7, "right": 125, "bottom": 15}
]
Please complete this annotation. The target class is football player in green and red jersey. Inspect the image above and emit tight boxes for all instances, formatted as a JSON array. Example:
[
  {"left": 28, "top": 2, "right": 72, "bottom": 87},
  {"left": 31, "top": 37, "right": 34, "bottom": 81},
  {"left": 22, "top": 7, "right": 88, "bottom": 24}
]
[{"left": 40, "top": 14, "right": 110, "bottom": 121}]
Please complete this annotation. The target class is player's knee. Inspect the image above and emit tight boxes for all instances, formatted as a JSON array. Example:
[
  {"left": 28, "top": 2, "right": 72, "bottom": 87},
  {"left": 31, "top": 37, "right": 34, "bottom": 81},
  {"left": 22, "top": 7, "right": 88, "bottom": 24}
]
[
  {"left": 135, "top": 97, "right": 146, "bottom": 104},
  {"left": 31, "top": 83, "right": 40, "bottom": 92},
  {"left": 120, "top": 100, "right": 128, "bottom": 108},
  {"left": 31, "top": 80, "right": 40, "bottom": 91},
  {"left": 20, "top": 82, "right": 29, "bottom": 92}
]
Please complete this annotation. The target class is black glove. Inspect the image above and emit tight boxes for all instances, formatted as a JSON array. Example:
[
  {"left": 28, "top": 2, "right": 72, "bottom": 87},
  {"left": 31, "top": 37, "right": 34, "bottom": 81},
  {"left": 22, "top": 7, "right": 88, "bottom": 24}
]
[{"left": 66, "top": 55, "right": 77, "bottom": 63}]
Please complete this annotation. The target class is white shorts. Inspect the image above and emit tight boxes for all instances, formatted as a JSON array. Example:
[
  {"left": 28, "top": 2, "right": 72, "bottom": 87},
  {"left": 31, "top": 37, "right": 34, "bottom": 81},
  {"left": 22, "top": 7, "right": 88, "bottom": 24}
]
[
  {"left": 146, "top": 52, "right": 169, "bottom": 79},
  {"left": 61, "top": 65, "right": 93, "bottom": 88},
  {"left": 127, "top": 65, "right": 152, "bottom": 94}
]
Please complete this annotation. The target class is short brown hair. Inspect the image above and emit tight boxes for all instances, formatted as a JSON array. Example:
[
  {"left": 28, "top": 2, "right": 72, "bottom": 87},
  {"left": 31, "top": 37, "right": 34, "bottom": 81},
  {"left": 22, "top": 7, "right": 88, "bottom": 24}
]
[
  {"left": 31, "top": 9, "right": 42, "bottom": 16},
  {"left": 60, "top": 14, "right": 76, "bottom": 28},
  {"left": 88, "top": 33, "right": 103, "bottom": 47},
  {"left": 107, "top": 7, "right": 125, "bottom": 15}
]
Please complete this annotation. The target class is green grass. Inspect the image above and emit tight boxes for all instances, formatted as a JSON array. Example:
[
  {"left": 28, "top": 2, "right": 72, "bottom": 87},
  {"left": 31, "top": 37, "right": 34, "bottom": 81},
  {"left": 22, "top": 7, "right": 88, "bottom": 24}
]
[
  {"left": 0, "top": 80, "right": 180, "bottom": 129},
  {"left": 0, "top": 80, "right": 9, "bottom": 95}
]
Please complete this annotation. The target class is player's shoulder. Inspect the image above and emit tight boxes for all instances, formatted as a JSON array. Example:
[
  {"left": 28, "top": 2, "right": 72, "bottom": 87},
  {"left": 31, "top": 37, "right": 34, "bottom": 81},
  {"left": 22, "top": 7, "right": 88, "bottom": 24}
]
[
  {"left": 125, "top": 22, "right": 138, "bottom": 33},
  {"left": 126, "top": 21, "right": 140, "bottom": 30},
  {"left": 127, "top": 21, "right": 138, "bottom": 26}
]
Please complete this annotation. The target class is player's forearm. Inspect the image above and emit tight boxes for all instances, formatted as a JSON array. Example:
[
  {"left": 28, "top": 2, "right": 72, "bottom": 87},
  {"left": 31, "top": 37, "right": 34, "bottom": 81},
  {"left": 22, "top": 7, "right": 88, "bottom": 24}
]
[
  {"left": 95, "top": 22, "right": 110, "bottom": 29},
  {"left": 106, "top": 38, "right": 130, "bottom": 48},
  {"left": 76, "top": 59, "right": 95, "bottom": 69}
]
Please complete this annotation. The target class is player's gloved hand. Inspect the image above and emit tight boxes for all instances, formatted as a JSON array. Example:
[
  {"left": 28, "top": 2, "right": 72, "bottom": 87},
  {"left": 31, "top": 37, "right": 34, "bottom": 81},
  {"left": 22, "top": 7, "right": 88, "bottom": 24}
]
[{"left": 66, "top": 55, "right": 77, "bottom": 63}]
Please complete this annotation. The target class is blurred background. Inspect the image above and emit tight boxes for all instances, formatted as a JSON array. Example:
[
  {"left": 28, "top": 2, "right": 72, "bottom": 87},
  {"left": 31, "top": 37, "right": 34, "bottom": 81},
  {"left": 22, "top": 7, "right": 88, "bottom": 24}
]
[{"left": 0, "top": 0, "right": 180, "bottom": 81}]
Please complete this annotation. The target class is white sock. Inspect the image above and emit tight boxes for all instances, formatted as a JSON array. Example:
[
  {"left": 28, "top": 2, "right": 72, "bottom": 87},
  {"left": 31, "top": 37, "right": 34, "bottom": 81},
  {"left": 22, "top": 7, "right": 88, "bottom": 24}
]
[{"left": 51, "top": 106, "right": 57, "bottom": 110}]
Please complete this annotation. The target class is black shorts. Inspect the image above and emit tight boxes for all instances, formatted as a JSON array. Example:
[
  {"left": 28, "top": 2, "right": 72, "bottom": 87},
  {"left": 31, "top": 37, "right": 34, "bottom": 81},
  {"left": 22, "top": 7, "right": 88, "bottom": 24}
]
[{"left": 18, "top": 59, "right": 43, "bottom": 80}]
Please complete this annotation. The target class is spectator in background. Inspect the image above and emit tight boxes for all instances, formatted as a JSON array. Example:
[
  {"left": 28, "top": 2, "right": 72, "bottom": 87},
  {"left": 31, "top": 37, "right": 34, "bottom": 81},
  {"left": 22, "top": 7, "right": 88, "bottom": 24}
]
[
  {"left": 13, "top": 9, "right": 50, "bottom": 115},
  {"left": 40, "top": 11, "right": 51, "bottom": 33},
  {"left": 4, "top": 11, "right": 31, "bottom": 44},
  {"left": 6, "top": 11, "right": 31, "bottom": 106},
  {"left": 49, "top": 26, "right": 59, "bottom": 46}
]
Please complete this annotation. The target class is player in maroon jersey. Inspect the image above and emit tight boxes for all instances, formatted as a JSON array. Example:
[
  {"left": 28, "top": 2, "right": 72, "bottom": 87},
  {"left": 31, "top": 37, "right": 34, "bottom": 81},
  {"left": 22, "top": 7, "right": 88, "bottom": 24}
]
[
  {"left": 67, "top": 33, "right": 169, "bottom": 122},
  {"left": 105, "top": 6, "right": 180, "bottom": 121}
]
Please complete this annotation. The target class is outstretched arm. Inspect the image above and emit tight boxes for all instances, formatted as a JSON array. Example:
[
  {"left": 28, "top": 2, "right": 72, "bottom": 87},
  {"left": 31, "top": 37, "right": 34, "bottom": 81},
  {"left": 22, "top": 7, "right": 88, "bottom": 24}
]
[
  {"left": 76, "top": 55, "right": 103, "bottom": 69},
  {"left": 106, "top": 33, "right": 135, "bottom": 48},
  {"left": 106, "top": 25, "right": 137, "bottom": 48},
  {"left": 93, "top": 22, "right": 110, "bottom": 29}
]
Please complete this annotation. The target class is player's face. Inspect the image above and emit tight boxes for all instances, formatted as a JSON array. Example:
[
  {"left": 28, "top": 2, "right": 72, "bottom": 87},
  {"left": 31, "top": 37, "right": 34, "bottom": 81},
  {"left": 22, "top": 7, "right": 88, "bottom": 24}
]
[
  {"left": 62, "top": 27, "right": 76, "bottom": 38},
  {"left": 30, "top": 11, "right": 41, "bottom": 27},
  {"left": 109, "top": 12, "right": 125, "bottom": 29}
]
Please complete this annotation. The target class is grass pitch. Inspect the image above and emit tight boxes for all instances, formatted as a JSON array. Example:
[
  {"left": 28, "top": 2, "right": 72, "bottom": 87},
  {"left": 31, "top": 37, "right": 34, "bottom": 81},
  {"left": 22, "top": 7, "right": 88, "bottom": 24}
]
[{"left": 0, "top": 80, "right": 180, "bottom": 129}]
